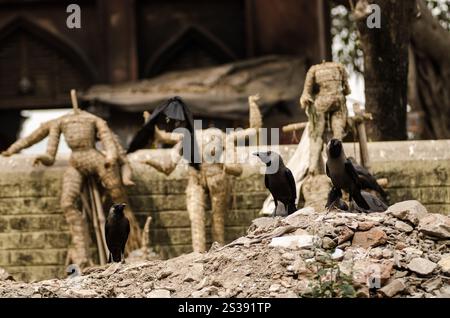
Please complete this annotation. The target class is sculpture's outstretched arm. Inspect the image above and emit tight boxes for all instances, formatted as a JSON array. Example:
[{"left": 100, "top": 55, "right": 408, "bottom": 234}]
[
  {"left": 142, "top": 141, "right": 183, "bottom": 176},
  {"left": 110, "top": 132, "right": 135, "bottom": 186},
  {"left": 154, "top": 126, "right": 184, "bottom": 145},
  {"left": 1, "top": 120, "right": 56, "bottom": 156},
  {"left": 300, "top": 66, "right": 316, "bottom": 109},
  {"left": 95, "top": 118, "right": 118, "bottom": 166},
  {"left": 33, "top": 123, "right": 61, "bottom": 166}
]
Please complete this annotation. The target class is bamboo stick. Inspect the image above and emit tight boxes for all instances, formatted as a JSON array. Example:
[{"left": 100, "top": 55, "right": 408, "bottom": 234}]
[
  {"left": 89, "top": 178, "right": 109, "bottom": 264},
  {"left": 353, "top": 103, "right": 371, "bottom": 169},
  {"left": 282, "top": 122, "right": 308, "bottom": 133},
  {"left": 87, "top": 181, "right": 106, "bottom": 265}
]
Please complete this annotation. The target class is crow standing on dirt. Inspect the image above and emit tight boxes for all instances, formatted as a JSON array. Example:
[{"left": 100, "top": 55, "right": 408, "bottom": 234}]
[
  {"left": 253, "top": 151, "right": 297, "bottom": 217},
  {"left": 105, "top": 203, "right": 130, "bottom": 263},
  {"left": 325, "top": 139, "right": 370, "bottom": 211}
]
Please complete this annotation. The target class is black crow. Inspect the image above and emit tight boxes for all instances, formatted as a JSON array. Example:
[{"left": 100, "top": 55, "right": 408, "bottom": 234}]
[
  {"left": 361, "top": 191, "right": 388, "bottom": 212},
  {"left": 326, "top": 139, "right": 370, "bottom": 211},
  {"left": 253, "top": 151, "right": 297, "bottom": 216},
  {"left": 348, "top": 156, "right": 388, "bottom": 203},
  {"left": 127, "top": 96, "right": 200, "bottom": 170},
  {"left": 326, "top": 186, "right": 349, "bottom": 211},
  {"left": 105, "top": 203, "right": 130, "bottom": 263},
  {"left": 326, "top": 188, "right": 386, "bottom": 213}
]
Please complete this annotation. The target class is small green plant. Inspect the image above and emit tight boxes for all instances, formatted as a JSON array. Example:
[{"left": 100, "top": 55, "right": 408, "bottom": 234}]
[{"left": 303, "top": 256, "right": 356, "bottom": 298}]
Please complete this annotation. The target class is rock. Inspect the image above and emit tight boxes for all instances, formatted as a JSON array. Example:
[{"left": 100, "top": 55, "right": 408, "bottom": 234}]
[
  {"left": 422, "top": 277, "right": 442, "bottom": 292},
  {"left": 438, "top": 285, "right": 450, "bottom": 297},
  {"left": 70, "top": 289, "right": 98, "bottom": 298},
  {"left": 331, "top": 248, "right": 344, "bottom": 261},
  {"left": 355, "top": 287, "right": 370, "bottom": 298},
  {"left": 191, "top": 286, "right": 219, "bottom": 298},
  {"left": 147, "top": 289, "right": 171, "bottom": 298},
  {"left": 395, "top": 221, "right": 414, "bottom": 233},
  {"left": 0, "top": 268, "right": 13, "bottom": 281},
  {"left": 350, "top": 259, "right": 393, "bottom": 287},
  {"left": 358, "top": 222, "right": 375, "bottom": 231},
  {"left": 183, "top": 263, "right": 204, "bottom": 282},
  {"left": 395, "top": 242, "right": 406, "bottom": 250},
  {"left": 379, "top": 279, "right": 406, "bottom": 297},
  {"left": 284, "top": 207, "right": 315, "bottom": 227},
  {"left": 382, "top": 249, "right": 394, "bottom": 259},
  {"left": 269, "top": 235, "right": 319, "bottom": 249},
  {"left": 156, "top": 269, "right": 172, "bottom": 280},
  {"left": 299, "top": 250, "right": 315, "bottom": 259},
  {"left": 387, "top": 200, "right": 428, "bottom": 226},
  {"left": 282, "top": 291, "right": 299, "bottom": 298},
  {"left": 248, "top": 217, "right": 279, "bottom": 233},
  {"left": 281, "top": 252, "right": 296, "bottom": 261},
  {"left": 394, "top": 271, "right": 408, "bottom": 279},
  {"left": 379, "top": 261, "right": 395, "bottom": 285},
  {"left": 418, "top": 214, "right": 450, "bottom": 239},
  {"left": 346, "top": 222, "right": 359, "bottom": 231},
  {"left": 286, "top": 259, "right": 307, "bottom": 275},
  {"left": 269, "top": 284, "right": 281, "bottom": 292},
  {"left": 336, "top": 227, "right": 354, "bottom": 244},
  {"left": 428, "top": 254, "right": 441, "bottom": 263},
  {"left": 322, "top": 237, "right": 337, "bottom": 249},
  {"left": 369, "top": 247, "right": 384, "bottom": 259},
  {"left": 407, "top": 258, "right": 437, "bottom": 276},
  {"left": 352, "top": 228, "right": 388, "bottom": 249},
  {"left": 437, "top": 254, "right": 450, "bottom": 275}
]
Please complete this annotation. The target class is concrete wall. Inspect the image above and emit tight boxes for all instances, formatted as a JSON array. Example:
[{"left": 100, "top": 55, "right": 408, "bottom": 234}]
[{"left": 1, "top": 140, "right": 450, "bottom": 281}]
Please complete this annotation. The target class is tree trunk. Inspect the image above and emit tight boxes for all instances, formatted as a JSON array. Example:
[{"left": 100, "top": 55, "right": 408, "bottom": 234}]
[
  {"left": 356, "top": 0, "right": 415, "bottom": 141},
  {"left": 409, "top": 0, "right": 450, "bottom": 139}
]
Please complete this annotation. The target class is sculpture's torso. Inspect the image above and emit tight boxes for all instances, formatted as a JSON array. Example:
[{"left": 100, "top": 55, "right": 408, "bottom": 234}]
[
  {"left": 60, "top": 113, "right": 97, "bottom": 150},
  {"left": 59, "top": 112, "right": 104, "bottom": 175},
  {"left": 313, "top": 62, "right": 347, "bottom": 113}
]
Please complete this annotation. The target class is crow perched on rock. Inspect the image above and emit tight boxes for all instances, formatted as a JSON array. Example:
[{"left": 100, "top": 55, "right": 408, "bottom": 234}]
[
  {"left": 348, "top": 156, "right": 388, "bottom": 203},
  {"left": 254, "top": 151, "right": 297, "bottom": 217},
  {"left": 327, "top": 188, "right": 387, "bottom": 213},
  {"left": 105, "top": 203, "right": 130, "bottom": 263},
  {"left": 326, "top": 139, "right": 370, "bottom": 211}
]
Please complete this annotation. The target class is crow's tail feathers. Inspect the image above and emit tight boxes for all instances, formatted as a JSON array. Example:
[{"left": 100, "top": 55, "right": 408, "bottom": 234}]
[{"left": 352, "top": 190, "right": 370, "bottom": 210}]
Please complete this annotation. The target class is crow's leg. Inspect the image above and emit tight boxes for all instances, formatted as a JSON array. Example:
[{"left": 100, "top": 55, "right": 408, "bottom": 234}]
[
  {"left": 326, "top": 187, "right": 342, "bottom": 211},
  {"left": 349, "top": 194, "right": 356, "bottom": 212},
  {"left": 272, "top": 200, "right": 278, "bottom": 217}
]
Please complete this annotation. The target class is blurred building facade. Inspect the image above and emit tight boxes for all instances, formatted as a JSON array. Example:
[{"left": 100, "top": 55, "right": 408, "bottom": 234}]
[{"left": 0, "top": 0, "right": 331, "bottom": 149}]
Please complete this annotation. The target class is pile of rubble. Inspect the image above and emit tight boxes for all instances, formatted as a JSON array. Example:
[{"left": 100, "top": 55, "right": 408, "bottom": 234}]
[{"left": 0, "top": 200, "right": 449, "bottom": 298}]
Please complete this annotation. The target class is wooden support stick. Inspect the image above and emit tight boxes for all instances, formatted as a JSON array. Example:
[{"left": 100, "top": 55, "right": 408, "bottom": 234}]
[
  {"left": 87, "top": 180, "right": 106, "bottom": 265},
  {"left": 141, "top": 216, "right": 152, "bottom": 250},
  {"left": 70, "top": 89, "right": 80, "bottom": 114},
  {"left": 353, "top": 103, "right": 371, "bottom": 169},
  {"left": 282, "top": 122, "right": 308, "bottom": 133},
  {"left": 89, "top": 178, "right": 109, "bottom": 264}
]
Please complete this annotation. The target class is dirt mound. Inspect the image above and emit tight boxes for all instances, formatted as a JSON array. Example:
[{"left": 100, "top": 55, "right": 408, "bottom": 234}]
[{"left": 1, "top": 200, "right": 449, "bottom": 298}]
